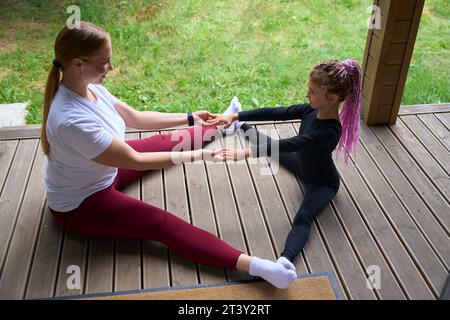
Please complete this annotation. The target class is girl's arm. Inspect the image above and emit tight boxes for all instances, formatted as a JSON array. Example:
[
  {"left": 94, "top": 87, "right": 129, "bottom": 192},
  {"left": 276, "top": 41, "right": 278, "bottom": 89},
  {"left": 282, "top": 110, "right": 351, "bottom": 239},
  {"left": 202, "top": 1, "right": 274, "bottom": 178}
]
[
  {"left": 238, "top": 104, "right": 311, "bottom": 122},
  {"left": 219, "top": 127, "right": 340, "bottom": 160},
  {"left": 249, "top": 127, "right": 340, "bottom": 158},
  {"left": 92, "top": 137, "right": 221, "bottom": 170},
  {"left": 214, "top": 104, "right": 311, "bottom": 127},
  {"left": 114, "top": 100, "right": 220, "bottom": 130}
]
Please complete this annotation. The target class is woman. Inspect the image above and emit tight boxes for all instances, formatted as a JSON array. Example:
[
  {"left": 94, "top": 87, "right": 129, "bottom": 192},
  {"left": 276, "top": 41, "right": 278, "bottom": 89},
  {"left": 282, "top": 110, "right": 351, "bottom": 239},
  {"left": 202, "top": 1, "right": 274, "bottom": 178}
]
[{"left": 42, "top": 21, "right": 297, "bottom": 289}]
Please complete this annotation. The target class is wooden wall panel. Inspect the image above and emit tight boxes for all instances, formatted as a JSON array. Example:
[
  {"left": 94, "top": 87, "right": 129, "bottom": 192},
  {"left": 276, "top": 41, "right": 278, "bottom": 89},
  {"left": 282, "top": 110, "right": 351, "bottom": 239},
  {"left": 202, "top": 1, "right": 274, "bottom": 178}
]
[{"left": 362, "top": 0, "right": 425, "bottom": 125}]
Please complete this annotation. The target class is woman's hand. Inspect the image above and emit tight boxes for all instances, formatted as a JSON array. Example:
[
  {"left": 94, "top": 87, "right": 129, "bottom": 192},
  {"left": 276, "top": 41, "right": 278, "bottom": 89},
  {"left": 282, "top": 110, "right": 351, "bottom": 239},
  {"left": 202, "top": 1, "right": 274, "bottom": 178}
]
[
  {"left": 205, "top": 113, "right": 237, "bottom": 128},
  {"left": 193, "top": 110, "right": 225, "bottom": 127},
  {"left": 219, "top": 148, "right": 251, "bottom": 161}
]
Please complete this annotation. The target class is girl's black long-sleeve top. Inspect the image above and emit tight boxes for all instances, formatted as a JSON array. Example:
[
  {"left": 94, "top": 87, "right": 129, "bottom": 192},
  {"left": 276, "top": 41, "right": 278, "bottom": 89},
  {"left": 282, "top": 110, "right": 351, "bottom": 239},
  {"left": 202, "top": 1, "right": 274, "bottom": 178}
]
[{"left": 238, "top": 104, "right": 342, "bottom": 186}]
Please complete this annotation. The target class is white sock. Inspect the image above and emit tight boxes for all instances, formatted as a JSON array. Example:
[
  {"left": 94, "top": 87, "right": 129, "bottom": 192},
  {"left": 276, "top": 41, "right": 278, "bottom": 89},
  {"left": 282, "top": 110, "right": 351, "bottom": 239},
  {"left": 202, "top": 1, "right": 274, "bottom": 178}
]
[
  {"left": 277, "top": 256, "right": 296, "bottom": 273},
  {"left": 249, "top": 257, "right": 297, "bottom": 289},
  {"left": 223, "top": 96, "right": 243, "bottom": 135}
]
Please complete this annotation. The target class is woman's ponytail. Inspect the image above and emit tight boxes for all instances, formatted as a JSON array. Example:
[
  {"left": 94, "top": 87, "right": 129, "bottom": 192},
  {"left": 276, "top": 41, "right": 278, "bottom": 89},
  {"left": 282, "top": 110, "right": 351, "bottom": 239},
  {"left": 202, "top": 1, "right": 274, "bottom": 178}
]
[{"left": 41, "top": 62, "right": 62, "bottom": 156}]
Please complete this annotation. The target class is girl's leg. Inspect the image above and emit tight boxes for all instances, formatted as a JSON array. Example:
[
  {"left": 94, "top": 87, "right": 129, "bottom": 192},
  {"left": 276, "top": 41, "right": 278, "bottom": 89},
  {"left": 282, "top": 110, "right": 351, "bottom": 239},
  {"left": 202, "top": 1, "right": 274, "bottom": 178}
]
[
  {"left": 240, "top": 123, "right": 304, "bottom": 178},
  {"left": 280, "top": 183, "right": 337, "bottom": 262},
  {"left": 115, "top": 126, "right": 218, "bottom": 190}
]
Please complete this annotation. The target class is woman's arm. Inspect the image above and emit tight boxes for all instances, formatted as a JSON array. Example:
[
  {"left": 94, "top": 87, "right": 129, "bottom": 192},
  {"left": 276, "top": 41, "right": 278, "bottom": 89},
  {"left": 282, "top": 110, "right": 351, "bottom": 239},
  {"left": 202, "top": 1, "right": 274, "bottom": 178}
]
[
  {"left": 92, "top": 137, "right": 222, "bottom": 170},
  {"left": 114, "top": 100, "right": 220, "bottom": 130}
]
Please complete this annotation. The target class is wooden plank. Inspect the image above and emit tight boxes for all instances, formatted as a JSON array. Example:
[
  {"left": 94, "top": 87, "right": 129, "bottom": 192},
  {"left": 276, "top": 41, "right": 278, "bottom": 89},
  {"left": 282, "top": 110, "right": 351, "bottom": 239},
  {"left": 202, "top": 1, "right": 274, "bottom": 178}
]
[
  {"left": 0, "top": 140, "right": 17, "bottom": 193},
  {"left": 114, "top": 132, "right": 142, "bottom": 292},
  {"left": 360, "top": 124, "right": 450, "bottom": 270},
  {"left": 371, "top": 125, "right": 450, "bottom": 235},
  {"left": 0, "top": 142, "right": 47, "bottom": 299},
  {"left": 331, "top": 179, "right": 406, "bottom": 299},
  {"left": 373, "top": 0, "right": 392, "bottom": 39},
  {"left": 389, "top": 0, "right": 425, "bottom": 123},
  {"left": 0, "top": 139, "right": 38, "bottom": 274},
  {"left": 365, "top": 55, "right": 377, "bottom": 82},
  {"left": 141, "top": 131, "right": 170, "bottom": 289},
  {"left": 401, "top": 115, "right": 450, "bottom": 175},
  {"left": 164, "top": 129, "right": 198, "bottom": 287},
  {"left": 85, "top": 238, "right": 114, "bottom": 294},
  {"left": 397, "top": 0, "right": 417, "bottom": 20},
  {"left": 54, "top": 232, "right": 88, "bottom": 297},
  {"left": 0, "top": 125, "right": 41, "bottom": 140},
  {"left": 399, "top": 104, "right": 450, "bottom": 115},
  {"left": 185, "top": 149, "right": 227, "bottom": 284},
  {"left": 361, "top": 1, "right": 374, "bottom": 84},
  {"left": 389, "top": 119, "right": 449, "bottom": 200},
  {"left": 335, "top": 138, "right": 435, "bottom": 299},
  {"left": 375, "top": 105, "right": 395, "bottom": 123},
  {"left": 379, "top": 85, "right": 397, "bottom": 105},
  {"left": 204, "top": 136, "right": 251, "bottom": 282},
  {"left": 276, "top": 123, "right": 348, "bottom": 299},
  {"left": 221, "top": 134, "right": 276, "bottom": 260},
  {"left": 381, "top": 65, "right": 402, "bottom": 85},
  {"left": 363, "top": 0, "right": 425, "bottom": 125},
  {"left": 24, "top": 204, "right": 64, "bottom": 299},
  {"left": 315, "top": 188, "right": 378, "bottom": 300},
  {"left": 386, "top": 43, "right": 407, "bottom": 64},
  {"left": 392, "top": 20, "right": 412, "bottom": 43},
  {"left": 418, "top": 114, "right": 450, "bottom": 152},
  {"left": 353, "top": 125, "right": 447, "bottom": 297},
  {"left": 369, "top": 38, "right": 406, "bottom": 67},
  {"left": 435, "top": 113, "right": 450, "bottom": 130},
  {"left": 362, "top": 75, "right": 373, "bottom": 101}
]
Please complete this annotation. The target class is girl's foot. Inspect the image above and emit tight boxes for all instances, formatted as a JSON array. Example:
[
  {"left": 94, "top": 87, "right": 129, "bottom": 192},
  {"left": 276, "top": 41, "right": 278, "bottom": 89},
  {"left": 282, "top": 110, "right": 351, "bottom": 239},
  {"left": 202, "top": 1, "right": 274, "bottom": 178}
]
[
  {"left": 223, "top": 96, "right": 243, "bottom": 135},
  {"left": 277, "top": 256, "right": 296, "bottom": 272},
  {"left": 249, "top": 257, "right": 297, "bottom": 289}
]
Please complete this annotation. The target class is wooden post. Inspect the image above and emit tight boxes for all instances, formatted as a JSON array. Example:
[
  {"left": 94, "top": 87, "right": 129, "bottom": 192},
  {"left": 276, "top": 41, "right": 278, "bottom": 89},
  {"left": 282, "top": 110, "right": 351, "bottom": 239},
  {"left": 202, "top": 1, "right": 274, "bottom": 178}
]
[{"left": 361, "top": 0, "right": 425, "bottom": 125}]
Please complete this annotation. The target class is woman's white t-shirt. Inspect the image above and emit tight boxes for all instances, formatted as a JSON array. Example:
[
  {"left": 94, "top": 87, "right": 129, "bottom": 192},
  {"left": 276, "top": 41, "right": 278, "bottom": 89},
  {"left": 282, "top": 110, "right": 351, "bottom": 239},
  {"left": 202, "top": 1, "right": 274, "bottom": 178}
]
[{"left": 45, "top": 83, "right": 126, "bottom": 212}]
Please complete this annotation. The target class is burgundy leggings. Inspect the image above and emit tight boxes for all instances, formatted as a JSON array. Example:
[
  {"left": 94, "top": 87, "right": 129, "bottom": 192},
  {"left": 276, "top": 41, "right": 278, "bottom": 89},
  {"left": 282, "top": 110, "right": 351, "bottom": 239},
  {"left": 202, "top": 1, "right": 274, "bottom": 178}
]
[{"left": 50, "top": 126, "right": 242, "bottom": 269}]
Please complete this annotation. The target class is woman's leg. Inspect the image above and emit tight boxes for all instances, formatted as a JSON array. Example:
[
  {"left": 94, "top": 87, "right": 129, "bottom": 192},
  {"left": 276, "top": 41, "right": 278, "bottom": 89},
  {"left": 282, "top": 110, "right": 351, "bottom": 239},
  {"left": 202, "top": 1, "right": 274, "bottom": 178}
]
[
  {"left": 115, "top": 126, "right": 218, "bottom": 190},
  {"left": 50, "top": 186, "right": 297, "bottom": 288},
  {"left": 51, "top": 184, "right": 240, "bottom": 269},
  {"left": 280, "top": 183, "right": 337, "bottom": 262}
]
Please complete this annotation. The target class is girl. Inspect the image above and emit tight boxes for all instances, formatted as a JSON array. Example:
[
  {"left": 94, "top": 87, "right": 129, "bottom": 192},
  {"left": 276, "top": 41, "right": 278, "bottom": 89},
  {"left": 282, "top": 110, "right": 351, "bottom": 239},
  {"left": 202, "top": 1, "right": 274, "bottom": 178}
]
[
  {"left": 42, "top": 21, "right": 297, "bottom": 289},
  {"left": 216, "top": 59, "right": 362, "bottom": 266}
]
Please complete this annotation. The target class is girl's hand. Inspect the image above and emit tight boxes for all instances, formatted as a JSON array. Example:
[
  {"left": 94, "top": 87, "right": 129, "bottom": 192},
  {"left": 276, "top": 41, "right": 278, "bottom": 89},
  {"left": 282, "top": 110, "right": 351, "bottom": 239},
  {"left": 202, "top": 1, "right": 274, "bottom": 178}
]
[
  {"left": 205, "top": 114, "right": 237, "bottom": 128},
  {"left": 220, "top": 148, "right": 251, "bottom": 161},
  {"left": 201, "top": 148, "right": 226, "bottom": 162}
]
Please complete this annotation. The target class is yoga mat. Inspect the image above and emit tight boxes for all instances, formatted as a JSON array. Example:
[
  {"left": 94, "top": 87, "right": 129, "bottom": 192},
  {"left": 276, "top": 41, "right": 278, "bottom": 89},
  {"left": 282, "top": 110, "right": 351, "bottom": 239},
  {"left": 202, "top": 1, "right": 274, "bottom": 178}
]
[{"left": 60, "top": 272, "right": 342, "bottom": 300}]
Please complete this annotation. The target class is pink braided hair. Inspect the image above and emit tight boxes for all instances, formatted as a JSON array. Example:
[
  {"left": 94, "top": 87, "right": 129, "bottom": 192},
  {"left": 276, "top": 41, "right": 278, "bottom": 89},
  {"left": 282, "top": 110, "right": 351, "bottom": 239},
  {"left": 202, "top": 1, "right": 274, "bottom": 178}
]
[
  {"left": 309, "top": 59, "right": 362, "bottom": 165},
  {"left": 335, "top": 59, "right": 362, "bottom": 165}
]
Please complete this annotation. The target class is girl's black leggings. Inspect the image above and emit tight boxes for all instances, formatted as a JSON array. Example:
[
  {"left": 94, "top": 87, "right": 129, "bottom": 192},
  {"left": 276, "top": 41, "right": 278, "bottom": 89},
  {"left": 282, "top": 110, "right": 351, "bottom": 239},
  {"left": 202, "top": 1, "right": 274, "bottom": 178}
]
[{"left": 240, "top": 123, "right": 339, "bottom": 262}]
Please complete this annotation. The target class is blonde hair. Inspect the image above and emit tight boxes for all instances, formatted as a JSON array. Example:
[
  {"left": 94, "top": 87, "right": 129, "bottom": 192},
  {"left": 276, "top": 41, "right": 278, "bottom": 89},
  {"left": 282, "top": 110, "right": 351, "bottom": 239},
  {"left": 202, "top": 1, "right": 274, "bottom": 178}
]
[{"left": 41, "top": 21, "right": 110, "bottom": 155}]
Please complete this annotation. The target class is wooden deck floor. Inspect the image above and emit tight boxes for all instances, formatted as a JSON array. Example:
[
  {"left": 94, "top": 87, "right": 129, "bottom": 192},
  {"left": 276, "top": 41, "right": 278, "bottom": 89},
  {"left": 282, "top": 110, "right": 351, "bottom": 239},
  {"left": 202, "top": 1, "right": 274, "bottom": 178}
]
[{"left": 0, "top": 104, "right": 448, "bottom": 300}]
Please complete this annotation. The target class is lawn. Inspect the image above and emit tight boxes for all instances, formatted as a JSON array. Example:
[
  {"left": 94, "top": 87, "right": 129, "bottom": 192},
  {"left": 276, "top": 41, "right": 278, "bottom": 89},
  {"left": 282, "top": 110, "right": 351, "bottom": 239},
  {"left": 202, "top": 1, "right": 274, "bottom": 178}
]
[{"left": 0, "top": 0, "right": 448, "bottom": 125}]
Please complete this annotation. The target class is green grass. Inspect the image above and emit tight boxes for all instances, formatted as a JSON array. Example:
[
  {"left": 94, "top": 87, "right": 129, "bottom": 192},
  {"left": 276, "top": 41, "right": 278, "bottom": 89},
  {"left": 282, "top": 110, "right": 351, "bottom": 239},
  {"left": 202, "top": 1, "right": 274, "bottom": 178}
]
[{"left": 0, "top": 0, "right": 448, "bottom": 124}]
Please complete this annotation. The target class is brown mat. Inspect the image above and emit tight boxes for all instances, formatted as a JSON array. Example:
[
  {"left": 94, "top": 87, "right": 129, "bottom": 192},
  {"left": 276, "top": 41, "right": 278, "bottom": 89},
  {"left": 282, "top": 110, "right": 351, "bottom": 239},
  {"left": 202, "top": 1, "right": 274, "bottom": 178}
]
[{"left": 74, "top": 273, "right": 341, "bottom": 300}]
